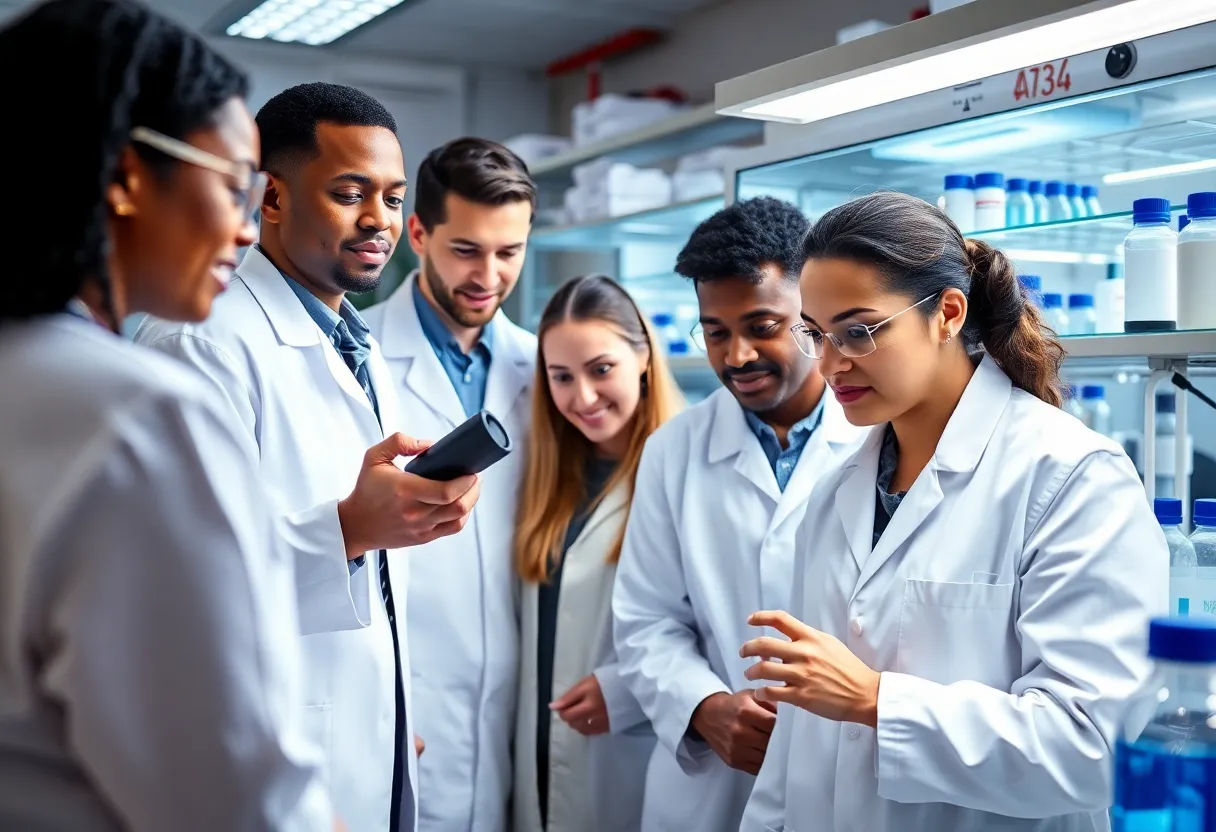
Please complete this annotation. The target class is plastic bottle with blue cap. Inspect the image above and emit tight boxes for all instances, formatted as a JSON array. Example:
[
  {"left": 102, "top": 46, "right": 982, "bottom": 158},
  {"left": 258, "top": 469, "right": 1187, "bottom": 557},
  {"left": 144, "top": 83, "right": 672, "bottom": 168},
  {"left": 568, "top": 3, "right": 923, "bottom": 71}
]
[
  {"left": 1067, "top": 293, "right": 1097, "bottom": 335},
  {"left": 1064, "top": 183, "right": 1087, "bottom": 218},
  {"left": 1079, "top": 384, "right": 1110, "bottom": 436},
  {"left": 1081, "top": 184, "right": 1102, "bottom": 216},
  {"left": 1113, "top": 617, "right": 1216, "bottom": 831},
  {"left": 1156, "top": 497, "right": 1198, "bottom": 616},
  {"left": 1189, "top": 499, "right": 1216, "bottom": 617},
  {"left": 650, "top": 313, "right": 687, "bottom": 356},
  {"left": 1017, "top": 275, "right": 1042, "bottom": 307},
  {"left": 1123, "top": 197, "right": 1178, "bottom": 333},
  {"left": 1005, "top": 178, "right": 1034, "bottom": 227},
  {"left": 1177, "top": 191, "right": 1216, "bottom": 330},
  {"left": 973, "top": 172, "right": 1006, "bottom": 230},
  {"left": 1041, "top": 292, "right": 1068, "bottom": 335},
  {"left": 1042, "top": 181, "right": 1073, "bottom": 222},
  {"left": 1027, "top": 180, "right": 1049, "bottom": 224},
  {"left": 941, "top": 174, "right": 975, "bottom": 233}
]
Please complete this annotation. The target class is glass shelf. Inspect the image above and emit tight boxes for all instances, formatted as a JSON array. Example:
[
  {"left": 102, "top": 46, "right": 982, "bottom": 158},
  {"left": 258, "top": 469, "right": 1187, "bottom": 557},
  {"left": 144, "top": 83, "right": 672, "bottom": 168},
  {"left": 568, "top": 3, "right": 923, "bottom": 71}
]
[
  {"left": 972, "top": 206, "right": 1186, "bottom": 263},
  {"left": 529, "top": 197, "right": 723, "bottom": 251}
]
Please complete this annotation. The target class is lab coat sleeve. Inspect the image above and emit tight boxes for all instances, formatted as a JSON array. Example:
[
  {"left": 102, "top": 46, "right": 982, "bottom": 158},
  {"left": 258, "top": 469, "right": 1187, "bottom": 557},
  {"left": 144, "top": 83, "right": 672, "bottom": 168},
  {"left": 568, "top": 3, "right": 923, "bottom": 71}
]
[
  {"left": 593, "top": 660, "right": 649, "bottom": 733},
  {"left": 874, "top": 450, "right": 1168, "bottom": 817},
  {"left": 40, "top": 390, "right": 334, "bottom": 832},
  {"left": 143, "top": 331, "right": 370, "bottom": 634},
  {"left": 612, "top": 437, "right": 730, "bottom": 769},
  {"left": 739, "top": 516, "right": 811, "bottom": 831}
]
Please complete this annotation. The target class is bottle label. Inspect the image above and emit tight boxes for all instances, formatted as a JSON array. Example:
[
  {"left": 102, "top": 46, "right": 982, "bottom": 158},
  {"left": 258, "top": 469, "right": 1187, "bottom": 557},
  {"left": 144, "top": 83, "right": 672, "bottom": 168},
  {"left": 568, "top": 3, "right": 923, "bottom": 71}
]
[{"left": 1171, "top": 574, "right": 1216, "bottom": 617}]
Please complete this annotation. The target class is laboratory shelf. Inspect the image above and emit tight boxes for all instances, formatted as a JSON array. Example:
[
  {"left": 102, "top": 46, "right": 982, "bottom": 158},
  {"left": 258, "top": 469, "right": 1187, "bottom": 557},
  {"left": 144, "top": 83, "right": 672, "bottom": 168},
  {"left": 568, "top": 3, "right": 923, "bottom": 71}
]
[
  {"left": 973, "top": 206, "right": 1185, "bottom": 263},
  {"left": 529, "top": 197, "right": 723, "bottom": 251},
  {"left": 530, "top": 104, "right": 764, "bottom": 180},
  {"left": 1060, "top": 330, "right": 1216, "bottom": 366}
]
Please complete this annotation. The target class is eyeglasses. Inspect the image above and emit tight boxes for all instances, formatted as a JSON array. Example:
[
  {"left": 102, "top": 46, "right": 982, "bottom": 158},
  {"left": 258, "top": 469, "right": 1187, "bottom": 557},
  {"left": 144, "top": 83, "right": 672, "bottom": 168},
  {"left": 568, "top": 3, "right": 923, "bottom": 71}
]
[
  {"left": 129, "top": 126, "right": 267, "bottom": 222},
  {"left": 790, "top": 293, "right": 940, "bottom": 359}
]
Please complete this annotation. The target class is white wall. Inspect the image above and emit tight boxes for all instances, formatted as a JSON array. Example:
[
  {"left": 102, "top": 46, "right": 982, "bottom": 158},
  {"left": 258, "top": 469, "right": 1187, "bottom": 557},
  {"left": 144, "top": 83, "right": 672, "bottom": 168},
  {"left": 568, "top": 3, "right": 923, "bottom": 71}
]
[{"left": 550, "top": 0, "right": 918, "bottom": 130}]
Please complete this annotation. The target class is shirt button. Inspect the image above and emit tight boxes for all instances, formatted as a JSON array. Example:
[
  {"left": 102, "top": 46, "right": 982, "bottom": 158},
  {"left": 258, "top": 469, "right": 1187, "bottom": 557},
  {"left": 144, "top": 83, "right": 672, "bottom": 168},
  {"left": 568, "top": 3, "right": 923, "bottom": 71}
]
[
  {"left": 851, "top": 618, "right": 864, "bottom": 636},
  {"left": 849, "top": 727, "right": 861, "bottom": 740},
  {"left": 463, "top": 371, "right": 472, "bottom": 383}
]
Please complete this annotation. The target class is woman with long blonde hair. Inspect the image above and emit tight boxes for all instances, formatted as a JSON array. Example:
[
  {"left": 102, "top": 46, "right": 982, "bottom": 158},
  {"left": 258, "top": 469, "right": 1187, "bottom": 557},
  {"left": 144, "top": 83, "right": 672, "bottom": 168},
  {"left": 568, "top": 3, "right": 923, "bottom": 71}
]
[{"left": 512, "top": 274, "right": 683, "bottom": 832}]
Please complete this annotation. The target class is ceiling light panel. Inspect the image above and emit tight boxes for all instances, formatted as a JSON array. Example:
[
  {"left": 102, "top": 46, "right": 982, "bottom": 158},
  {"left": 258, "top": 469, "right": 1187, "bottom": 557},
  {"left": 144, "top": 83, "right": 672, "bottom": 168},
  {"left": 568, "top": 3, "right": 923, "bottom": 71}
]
[{"left": 226, "top": 0, "right": 406, "bottom": 46}]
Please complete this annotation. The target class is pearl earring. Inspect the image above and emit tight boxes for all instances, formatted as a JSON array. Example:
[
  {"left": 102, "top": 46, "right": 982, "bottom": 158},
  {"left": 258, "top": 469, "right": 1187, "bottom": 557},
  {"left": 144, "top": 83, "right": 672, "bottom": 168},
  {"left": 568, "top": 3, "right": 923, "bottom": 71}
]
[{"left": 945, "top": 334, "right": 953, "bottom": 344}]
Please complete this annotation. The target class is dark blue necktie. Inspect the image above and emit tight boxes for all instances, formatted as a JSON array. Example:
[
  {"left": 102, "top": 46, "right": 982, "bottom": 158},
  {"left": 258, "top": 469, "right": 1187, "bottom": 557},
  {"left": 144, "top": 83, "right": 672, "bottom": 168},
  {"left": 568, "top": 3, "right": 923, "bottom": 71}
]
[{"left": 332, "top": 318, "right": 408, "bottom": 832}]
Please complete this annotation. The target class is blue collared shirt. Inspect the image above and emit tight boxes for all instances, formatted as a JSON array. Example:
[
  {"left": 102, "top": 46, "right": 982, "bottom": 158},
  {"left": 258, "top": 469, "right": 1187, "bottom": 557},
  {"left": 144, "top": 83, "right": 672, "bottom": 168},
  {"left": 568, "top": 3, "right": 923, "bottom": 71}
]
[
  {"left": 743, "top": 396, "right": 825, "bottom": 492},
  {"left": 412, "top": 276, "right": 493, "bottom": 418}
]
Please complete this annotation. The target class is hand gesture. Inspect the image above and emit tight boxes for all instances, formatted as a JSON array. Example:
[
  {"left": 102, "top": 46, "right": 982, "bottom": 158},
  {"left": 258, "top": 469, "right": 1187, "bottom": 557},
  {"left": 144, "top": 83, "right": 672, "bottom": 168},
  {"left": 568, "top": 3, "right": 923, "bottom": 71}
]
[
  {"left": 739, "top": 610, "right": 880, "bottom": 727},
  {"left": 338, "top": 433, "right": 481, "bottom": 558},
  {"left": 689, "top": 690, "right": 776, "bottom": 775},
  {"left": 551, "top": 674, "right": 610, "bottom": 736}
]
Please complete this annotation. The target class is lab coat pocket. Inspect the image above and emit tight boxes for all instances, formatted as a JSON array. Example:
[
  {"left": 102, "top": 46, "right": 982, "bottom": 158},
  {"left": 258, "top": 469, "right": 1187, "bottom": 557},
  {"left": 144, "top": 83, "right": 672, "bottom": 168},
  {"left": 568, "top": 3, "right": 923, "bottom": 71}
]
[
  {"left": 897, "top": 579, "right": 1015, "bottom": 687},
  {"left": 302, "top": 703, "right": 334, "bottom": 790}
]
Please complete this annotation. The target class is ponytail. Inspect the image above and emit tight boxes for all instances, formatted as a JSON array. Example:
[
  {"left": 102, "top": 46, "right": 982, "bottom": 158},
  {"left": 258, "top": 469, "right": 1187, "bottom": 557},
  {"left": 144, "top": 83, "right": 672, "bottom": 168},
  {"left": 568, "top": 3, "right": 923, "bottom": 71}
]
[{"left": 963, "top": 239, "right": 1065, "bottom": 407}]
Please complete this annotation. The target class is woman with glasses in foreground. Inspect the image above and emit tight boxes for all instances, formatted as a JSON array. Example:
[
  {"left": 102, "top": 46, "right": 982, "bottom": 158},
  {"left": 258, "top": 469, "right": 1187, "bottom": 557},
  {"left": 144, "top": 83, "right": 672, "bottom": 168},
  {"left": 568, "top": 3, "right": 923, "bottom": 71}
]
[
  {"left": 740, "top": 191, "right": 1167, "bottom": 832},
  {"left": 0, "top": 1, "right": 337, "bottom": 830}
]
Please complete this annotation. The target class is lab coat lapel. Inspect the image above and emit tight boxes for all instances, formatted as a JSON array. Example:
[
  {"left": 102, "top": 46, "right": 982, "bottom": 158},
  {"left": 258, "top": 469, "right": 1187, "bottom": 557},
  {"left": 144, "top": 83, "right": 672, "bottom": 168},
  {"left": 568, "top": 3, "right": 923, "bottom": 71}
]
[
  {"left": 706, "top": 390, "right": 780, "bottom": 504},
  {"left": 850, "top": 355, "right": 1013, "bottom": 599},
  {"left": 770, "top": 394, "right": 857, "bottom": 532},
  {"left": 570, "top": 483, "right": 630, "bottom": 551},
  {"left": 237, "top": 248, "right": 381, "bottom": 441},
  {"left": 834, "top": 431, "right": 883, "bottom": 576},
  {"left": 483, "top": 322, "right": 533, "bottom": 423},
  {"left": 378, "top": 272, "right": 465, "bottom": 430}
]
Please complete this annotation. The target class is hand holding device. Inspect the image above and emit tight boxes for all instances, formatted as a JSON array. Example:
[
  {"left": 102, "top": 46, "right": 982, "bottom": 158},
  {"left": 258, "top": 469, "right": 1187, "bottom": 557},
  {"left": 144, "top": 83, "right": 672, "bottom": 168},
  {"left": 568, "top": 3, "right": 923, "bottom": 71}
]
[{"left": 403, "top": 409, "right": 513, "bottom": 481}]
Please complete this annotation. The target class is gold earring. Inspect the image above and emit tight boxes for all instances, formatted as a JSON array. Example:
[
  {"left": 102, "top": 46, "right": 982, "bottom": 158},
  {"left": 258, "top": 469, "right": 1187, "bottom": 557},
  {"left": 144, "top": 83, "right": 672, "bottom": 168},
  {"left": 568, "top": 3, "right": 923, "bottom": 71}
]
[{"left": 114, "top": 203, "right": 134, "bottom": 216}]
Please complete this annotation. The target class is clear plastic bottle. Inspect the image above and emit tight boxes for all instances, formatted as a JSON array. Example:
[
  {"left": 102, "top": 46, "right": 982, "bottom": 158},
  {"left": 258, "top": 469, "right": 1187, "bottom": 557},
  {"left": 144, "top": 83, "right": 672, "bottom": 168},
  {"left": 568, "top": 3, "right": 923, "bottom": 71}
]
[
  {"left": 1064, "top": 384, "right": 1087, "bottom": 422},
  {"left": 1041, "top": 293, "right": 1069, "bottom": 335},
  {"left": 1177, "top": 191, "right": 1216, "bottom": 331},
  {"left": 1065, "top": 183, "right": 1088, "bottom": 218},
  {"left": 974, "top": 172, "right": 1006, "bottom": 230},
  {"left": 1018, "top": 274, "right": 1042, "bottom": 307},
  {"left": 1113, "top": 617, "right": 1216, "bottom": 831},
  {"left": 1005, "top": 178, "right": 1034, "bottom": 227},
  {"left": 1096, "top": 263, "right": 1126, "bottom": 334},
  {"left": 1028, "top": 180, "right": 1050, "bottom": 224},
  {"left": 1157, "top": 497, "right": 1198, "bottom": 616},
  {"left": 942, "top": 174, "right": 976, "bottom": 233},
  {"left": 1124, "top": 197, "right": 1178, "bottom": 333},
  {"left": 1067, "top": 293, "right": 1097, "bottom": 335},
  {"left": 1081, "top": 184, "right": 1102, "bottom": 216},
  {"left": 1080, "top": 385, "right": 1111, "bottom": 435},
  {"left": 1190, "top": 499, "right": 1216, "bottom": 618},
  {"left": 1043, "top": 181, "right": 1073, "bottom": 221}
]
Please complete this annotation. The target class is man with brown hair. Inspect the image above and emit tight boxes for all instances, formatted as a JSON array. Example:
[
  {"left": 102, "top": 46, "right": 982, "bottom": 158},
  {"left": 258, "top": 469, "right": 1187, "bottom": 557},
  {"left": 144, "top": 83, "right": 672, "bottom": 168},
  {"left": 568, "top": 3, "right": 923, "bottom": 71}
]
[{"left": 364, "top": 137, "right": 537, "bottom": 832}]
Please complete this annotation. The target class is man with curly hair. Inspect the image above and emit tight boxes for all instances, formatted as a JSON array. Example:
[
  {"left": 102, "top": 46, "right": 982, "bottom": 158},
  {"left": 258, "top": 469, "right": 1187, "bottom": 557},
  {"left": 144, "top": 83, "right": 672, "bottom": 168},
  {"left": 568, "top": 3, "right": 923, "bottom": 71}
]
[{"left": 611, "top": 197, "right": 865, "bottom": 832}]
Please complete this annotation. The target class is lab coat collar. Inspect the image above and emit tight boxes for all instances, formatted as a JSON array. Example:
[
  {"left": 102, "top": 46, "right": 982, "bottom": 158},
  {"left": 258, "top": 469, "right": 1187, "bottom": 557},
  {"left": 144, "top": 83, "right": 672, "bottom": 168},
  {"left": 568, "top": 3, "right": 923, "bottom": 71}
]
[
  {"left": 840, "top": 354, "right": 1013, "bottom": 596},
  {"left": 706, "top": 383, "right": 858, "bottom": 464},
  {"left": 379, "top": 271, "right": 534, "bottom": 428},
  {"left": 234, "top": 247, "right": 323, "bottom": 348},
  {"left": 933, "top": 354, "right": 1013, "bottom": 474},
  {"left": 571, "top": 481, "right": 631, "bottom": 551}
]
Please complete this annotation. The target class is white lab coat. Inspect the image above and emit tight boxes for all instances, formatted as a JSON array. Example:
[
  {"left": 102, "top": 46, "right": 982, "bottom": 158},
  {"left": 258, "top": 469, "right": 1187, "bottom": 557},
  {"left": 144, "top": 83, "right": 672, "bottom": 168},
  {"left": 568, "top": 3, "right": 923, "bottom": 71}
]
[
  {"left": 363, "top": 273, "right": 535, "bottom": 832},
  {"left": 742, "top": 355, "right": 1169, "bottom": 832},
  {"left": 135, "top": 248, "right": 417, "bottom": 832},
  {"left": 613, "top": 387, "right": 867, "bottom": 832},
  {"left": 513, "top": 484, "right": 655, "bottom": 832},
  {"left": 0, "top": 315, "right": 332, "bottom": 832}
]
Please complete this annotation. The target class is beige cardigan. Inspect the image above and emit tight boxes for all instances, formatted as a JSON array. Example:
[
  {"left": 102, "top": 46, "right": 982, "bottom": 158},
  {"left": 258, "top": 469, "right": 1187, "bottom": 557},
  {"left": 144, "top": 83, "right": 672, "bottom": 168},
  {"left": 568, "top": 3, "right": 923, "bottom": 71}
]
[{"left": 513, "top": 484, "right": 656, "bottom": 832}]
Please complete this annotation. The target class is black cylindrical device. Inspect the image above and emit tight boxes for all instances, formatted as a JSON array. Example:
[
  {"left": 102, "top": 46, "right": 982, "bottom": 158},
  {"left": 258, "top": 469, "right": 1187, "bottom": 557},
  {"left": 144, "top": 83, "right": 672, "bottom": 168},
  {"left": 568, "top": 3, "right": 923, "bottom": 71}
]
[{"left": 403, "top": 409, "right": 512, "bottom": 481}]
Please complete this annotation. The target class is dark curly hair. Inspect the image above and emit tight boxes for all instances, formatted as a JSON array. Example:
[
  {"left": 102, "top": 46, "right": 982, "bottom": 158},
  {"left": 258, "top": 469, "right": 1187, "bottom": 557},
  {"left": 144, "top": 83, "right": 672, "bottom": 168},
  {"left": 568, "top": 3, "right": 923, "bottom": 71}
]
[
  {"left": 674, "top": 196, "right": 810, "bottom": 284},
  {"left": 0, "top": 0, "right": 249, "bottom": 326},
  {"left": 255, "top": 82, "right": 398, "bottom": 176}
]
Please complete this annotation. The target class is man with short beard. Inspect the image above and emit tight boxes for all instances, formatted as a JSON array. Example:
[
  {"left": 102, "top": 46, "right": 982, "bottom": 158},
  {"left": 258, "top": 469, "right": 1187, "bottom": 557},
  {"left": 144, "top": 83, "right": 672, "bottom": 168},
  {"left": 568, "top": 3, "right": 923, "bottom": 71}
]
[
  {"left": 364, "top": 137, "right": 537, "bottom": 832},
  {"left": 137, "top": 83, "right": 482, "bottom": 832}
]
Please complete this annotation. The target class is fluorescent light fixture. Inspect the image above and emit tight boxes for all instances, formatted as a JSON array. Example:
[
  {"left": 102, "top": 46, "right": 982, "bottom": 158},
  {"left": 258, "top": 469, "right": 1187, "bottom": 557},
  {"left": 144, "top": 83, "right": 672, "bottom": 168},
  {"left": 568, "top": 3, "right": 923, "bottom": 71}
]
[
  {"left": 226, "top": 0, "right": 406, "bottom": 46},
  {"left": 715, "top": 0, "right": 1216, "bottom": 125},
  {"left": 1103, "top": 158, "right": 1216, "bottom": 184}
]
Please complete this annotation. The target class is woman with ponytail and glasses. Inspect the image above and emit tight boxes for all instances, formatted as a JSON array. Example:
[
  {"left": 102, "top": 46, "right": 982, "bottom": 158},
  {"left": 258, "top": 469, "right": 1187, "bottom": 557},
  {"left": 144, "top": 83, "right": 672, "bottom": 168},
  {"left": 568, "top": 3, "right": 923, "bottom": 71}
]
[
  {"left": 0, "top": 2, "right": 337, "bottom": 830},
  {"left": 740, "top": 191, "right": 1167, "bottom": 832},
  {"left": 513, "top": 275, "right": 683, "bottom": 832}
]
